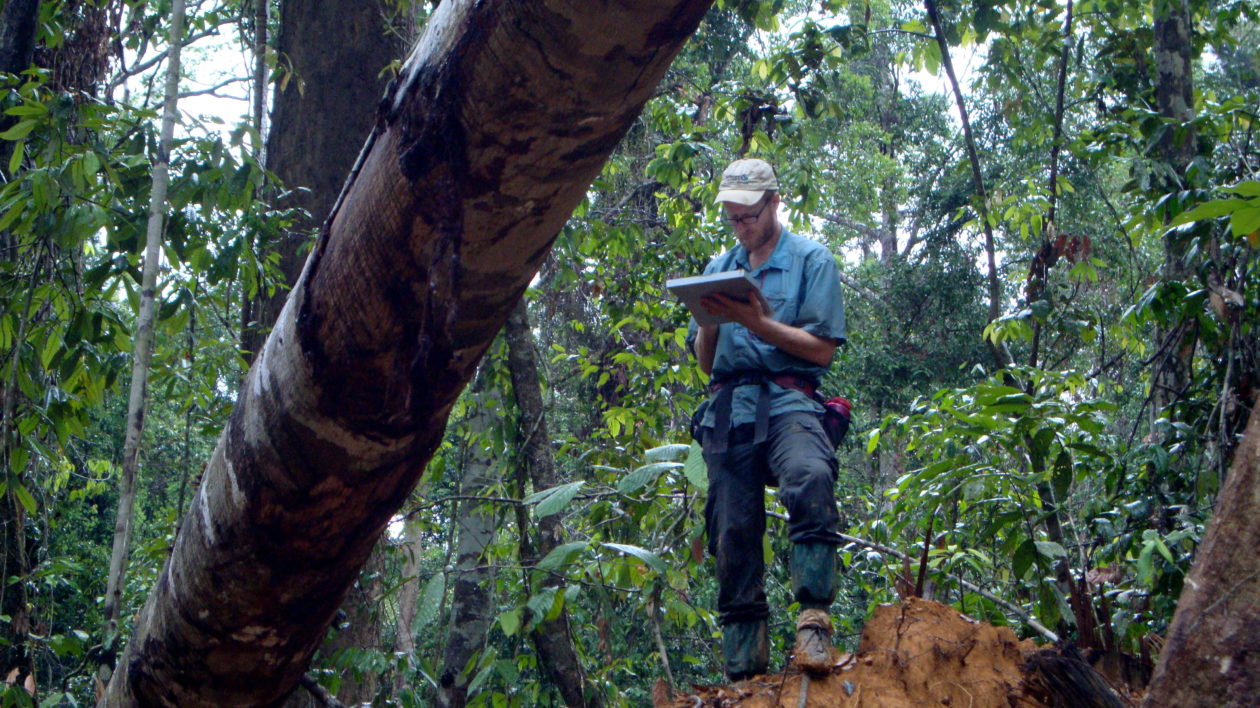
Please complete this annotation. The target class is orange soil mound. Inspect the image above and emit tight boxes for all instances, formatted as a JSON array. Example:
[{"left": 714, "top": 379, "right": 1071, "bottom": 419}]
[{"left": 669, "top": 597, "right": 1050, "bottom": 708}]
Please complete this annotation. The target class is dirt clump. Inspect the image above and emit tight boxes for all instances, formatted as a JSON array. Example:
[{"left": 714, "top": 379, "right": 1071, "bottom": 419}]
[{"left": 667, "top": 597, "right": 1054, "bottom": 707}]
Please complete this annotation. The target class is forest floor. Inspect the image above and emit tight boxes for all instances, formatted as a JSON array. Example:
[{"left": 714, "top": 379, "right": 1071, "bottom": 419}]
[{"left": 660, "top": 597, "right": 1147, "bottom": 708}]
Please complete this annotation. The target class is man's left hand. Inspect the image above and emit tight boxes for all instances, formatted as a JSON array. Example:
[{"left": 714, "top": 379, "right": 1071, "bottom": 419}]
[{"left": 700, "top": 293, "right": 772, "bottom": 330}]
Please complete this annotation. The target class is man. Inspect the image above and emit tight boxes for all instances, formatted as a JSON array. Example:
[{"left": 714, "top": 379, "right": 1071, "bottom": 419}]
[{"left": 687, "top": 158, "right": 846, "bottom": 681}]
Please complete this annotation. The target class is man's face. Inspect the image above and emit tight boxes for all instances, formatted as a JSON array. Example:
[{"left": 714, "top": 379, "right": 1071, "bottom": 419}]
[{"left": 724, "top": 193, "right": 779, "bottom": 253}]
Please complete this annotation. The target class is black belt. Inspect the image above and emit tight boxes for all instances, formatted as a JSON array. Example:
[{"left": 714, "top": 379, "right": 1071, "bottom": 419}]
[{"left": 707, "top": 372, "right": 818, "bottom": 454}]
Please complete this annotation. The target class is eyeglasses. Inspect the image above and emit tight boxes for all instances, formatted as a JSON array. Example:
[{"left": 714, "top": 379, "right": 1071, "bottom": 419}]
[{"left": 724, "top": 201, "right": 769, "bottom": 225}]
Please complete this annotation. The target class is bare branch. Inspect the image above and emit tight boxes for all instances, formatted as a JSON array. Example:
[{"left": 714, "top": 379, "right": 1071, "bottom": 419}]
[
  {"left": 177, "top": 76, "right": 250, "bottom": 100},
  {"left": 107, "top": 25, "right": 225, "bottom": 94},
  {"left": 819, "top": 212, "right": 889, "bottom": 243}
]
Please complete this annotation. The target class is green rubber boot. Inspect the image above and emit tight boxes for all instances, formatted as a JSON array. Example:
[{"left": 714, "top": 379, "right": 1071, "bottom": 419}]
[
  {"left": 790, "top": 542, "right": 837, "bottom": 609},
  {"left": 722, "top": 619, "right": 769, "bottom": 681}
]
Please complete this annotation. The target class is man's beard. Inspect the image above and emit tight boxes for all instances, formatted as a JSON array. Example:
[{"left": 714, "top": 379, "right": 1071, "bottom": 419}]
[{"left": 739, "top": 219, "right": 776, "bottom": 252}]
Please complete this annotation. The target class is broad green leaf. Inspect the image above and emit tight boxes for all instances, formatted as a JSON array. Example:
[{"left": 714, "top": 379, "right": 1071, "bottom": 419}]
[
  {"left": 0, "top": 198, "right": 24, "bottom": 233},
  {"left": 1034, "top": 541, "right": 1067, "bottom": 558},
  {"left": 498, "top": 609, "right": 522, "bottom": 636},
  {"left": 924, "top": 41, "right": 941, "bottom": 75},
  {"left": 0, "top": 120, "right": 36, "bottom": 140},
  {"left": 617, "top": 461, "right": 682, "bottom": 494},
  {"left": 645, "top": 443, "right": 691, "bottom": 462},
  {"left": 1153, "top": 538, "right": 1174, "bottom": 565},
  {"left": 526, "top": 587, "right": 561, "bottom": 624},
  {"left": 414, "top": 572, "right": 445, "bottom": 628},
  {"left": 684, "top": 441, "right": 707, "bottom": 492},
  {"left": 602, "top": 542, "right": 668, "bottom": 574},
  {"left": 1224, "top": 181, "right": 1260, "bottom": 198},
  {"left": 8, "top": 446, "right": 28, "bottom": 475},
  {"left": 866, "top": 429, "right": 881, "bottom": 454},
  {"left": 1142, "top": 529, "right": 1175, "bottom": 564},
  {"left": 466, "top": 660, "right": 496, "bottom": 695},
  {"left": 1012, "top": 539, "right": 1036, "bottom": 580},
  {"left": 1052, "top": 450, "right": 1073, "bottom": 501},
  {"left": 1170, "top": 197, "right": 1247, "bottom": 225},
  {"left": 987, "top": 393, "right": 1032, "bottom": 413},
  {"left": 12, "top": 483, "right": 36, "bottom": 514},
  {"left": 535, "top": 541, "right": 586, "bottom": 573},
  {"left": 1137, "top": 544, "right": 1154, "bottom": 586},
  {"left": 1229, "top": 205, "right": 1260, "bottom": 237},
  {"left": 525, "top": 480, "right": 584, "bottom": 518},
  {"left": 8, "top": 139, "right": 22, "bottom": 174},
  {"left": 4, "top": 103, "right": 46, "bottom": 117}
]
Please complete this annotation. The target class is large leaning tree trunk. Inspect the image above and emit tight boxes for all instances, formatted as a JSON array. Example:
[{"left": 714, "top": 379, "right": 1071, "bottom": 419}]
[
  {"left": 1143, "top": 395, "right": 1260, "bottom": 707},
  {"left": 100, "top": 0, "right": 714, "bottom": 705}
]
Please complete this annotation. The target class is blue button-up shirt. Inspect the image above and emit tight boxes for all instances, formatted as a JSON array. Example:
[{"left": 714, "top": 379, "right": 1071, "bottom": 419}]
[{"left": 687, "top": 227, "right": 846, "bottom": 427}]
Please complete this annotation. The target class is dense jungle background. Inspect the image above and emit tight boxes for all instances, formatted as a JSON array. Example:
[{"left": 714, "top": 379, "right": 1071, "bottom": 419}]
[{"left": 0, "top": 0, "right": 1258, "bottom": 705}]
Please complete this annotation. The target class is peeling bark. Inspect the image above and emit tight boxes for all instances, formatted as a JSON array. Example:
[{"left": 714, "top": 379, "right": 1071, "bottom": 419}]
[{"left": 101, "top": 1, "right": 713, "bottom": 705}]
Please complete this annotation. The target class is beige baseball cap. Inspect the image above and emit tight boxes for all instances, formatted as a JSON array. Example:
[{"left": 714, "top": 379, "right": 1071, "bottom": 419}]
[{"left": 714, "top": 158, "right": 779, "bottom": 205}]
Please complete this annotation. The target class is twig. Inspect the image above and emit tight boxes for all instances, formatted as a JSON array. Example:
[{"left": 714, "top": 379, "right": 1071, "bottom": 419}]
[
  {"left": 177, "top": 76, "right": 250, "bottom": 100},
  {"left": 300, "top": 675, "right": 347, "bottom": 708},
  {"left": 648, "top": 588, "right": 676, "bottom": 702},
  {"left": 835, "top": 270, "right": 889, "bottom": 308}
]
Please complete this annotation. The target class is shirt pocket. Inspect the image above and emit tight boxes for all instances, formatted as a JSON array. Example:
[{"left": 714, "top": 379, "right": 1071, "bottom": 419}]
[{"left": 759, "top": 270, "right": 798, "bottom": 323}]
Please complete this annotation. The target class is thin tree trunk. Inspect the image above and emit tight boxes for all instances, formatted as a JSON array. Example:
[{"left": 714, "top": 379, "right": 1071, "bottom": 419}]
[
  {"left": 1143, "top": 393, "right": 1260, "bottom": 707},
  {"left": 1029, "top": 0, "right": 1073, "bottom": 370},
  {"left": 240, "top": 0, "right": 270, "bottom": 349},
  {"left": 923, "top": 0, "right": 1008, "bottom": 369},
  {"left": 391, "top": 518, "right": 421, "bottom": 695},
  {"left": 100, "top": 1, "right": 712, "bottom": 704},
  {"left": 251, "top": 0, "right": 268, "bottom": 148},
  {"left": 1151, "top": 0, "right": 1198, "bottom": 418},
  {"left": 504, "top": 300, "right": 598, "bottom": 707},
  {"left": 436, "top": 374, "right": 500, "bottom": 708},
  {"left": 101, "top": 0, "right": 186, "bottom": 670},
  {"left": 0, "top": 255, "right": 42, "bottom": 678}
]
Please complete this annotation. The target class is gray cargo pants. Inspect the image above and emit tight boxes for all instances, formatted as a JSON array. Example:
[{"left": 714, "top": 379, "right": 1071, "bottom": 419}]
[{"left": 700, "top": 411, "right": 840, "bottom": 625}]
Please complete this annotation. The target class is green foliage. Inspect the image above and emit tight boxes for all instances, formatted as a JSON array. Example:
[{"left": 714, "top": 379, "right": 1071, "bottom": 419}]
[{"left": 4, "top": 0, "right": 1260, "bottom": 704}]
